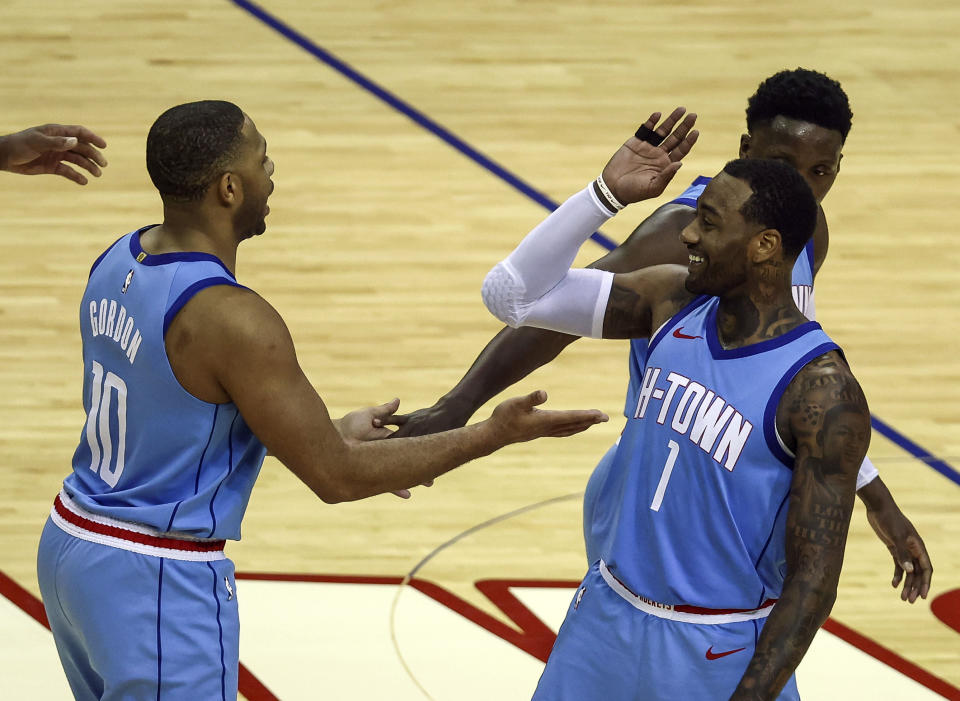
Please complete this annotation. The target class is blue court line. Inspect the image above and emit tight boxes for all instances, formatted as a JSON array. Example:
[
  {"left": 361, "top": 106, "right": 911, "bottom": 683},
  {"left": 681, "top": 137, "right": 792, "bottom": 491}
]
[
  {"left": 230, "top": 0, "right": 616, "bottom": 251},
  {"left": 871, "top": 418, "right": 960, "bottom": 487},
  {"left": 230, "top": 0, "right": 960, "bottom": 488}
]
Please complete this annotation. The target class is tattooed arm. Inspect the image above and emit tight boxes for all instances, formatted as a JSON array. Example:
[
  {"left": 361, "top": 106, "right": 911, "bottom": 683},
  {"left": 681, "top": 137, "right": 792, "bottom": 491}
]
[
  {"left": 730, "top": 350, "right": 870, "bottom": 701},
  {"left": 602, "top": 265, "right": 693, "bottom": 339}
]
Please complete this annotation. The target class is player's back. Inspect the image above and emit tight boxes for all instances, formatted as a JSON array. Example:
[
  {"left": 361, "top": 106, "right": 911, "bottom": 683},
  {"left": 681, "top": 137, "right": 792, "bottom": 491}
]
[{"left": 61, "top": 227, "right": 266, "bottom": 540}]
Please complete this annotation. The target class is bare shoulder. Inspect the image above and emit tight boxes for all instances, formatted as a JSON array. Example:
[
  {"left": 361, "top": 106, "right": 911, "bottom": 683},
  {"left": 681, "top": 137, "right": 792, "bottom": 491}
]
[
  {"left": 166, "top": 284, "right": 297, "bottom": 402},
  {"left": 603, "top": 263, "right": 693, "bottom": 339},
  {"left": 779, "top": 350, "right": 870, "bottom": 465},
  {"left": 176, "top": 284, "right": 286, "bottom": 336}
]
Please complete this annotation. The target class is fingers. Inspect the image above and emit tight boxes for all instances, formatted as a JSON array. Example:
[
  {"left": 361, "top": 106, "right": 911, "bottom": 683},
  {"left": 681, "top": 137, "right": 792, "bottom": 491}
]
[
  {"left": 373, "top": 398, "right": 401, "bottom": 417},
  {"left": 53, "top": 162, "right": 89, "bottom": 186},
  {"left": 891, "top": 560, "right": 905, "bottom": 588},
  {"left": 660, "top": 114, "right": 699, "bottom": 161},
  {"left": 70, "top": 140, "right": 108, "bottom": 168},
  {"left": 370, "top": 399, "right": 401, "bottom": 428},
  {"left": 59, "top": 149, "right": 104, "bottom": 178},
  {"left": 542, "top": 409, "right": 609, "bottom": 436},
  {"left": 523, "top": 389, "right": 548, "bottom": 408},
  {"left": 45, "top": 123, "right": 108, "bottom": 149},
  {"left": 639, "top": 112, "right": 662, "bottom": 131},
  {"left": 376, "top": 415, "right": 409, "bottom": 430},
  {"left": 912, "top": 535, "right": 933, "bottom": 600},
  {"left": 391, "top": 489, "right": 412, "bottom": 499},
  {"left": 900, "top": 534, "right": 932, "bottom": 603},
  {"left": 652, "top": 106, "right": 687, "bottom": 141}
]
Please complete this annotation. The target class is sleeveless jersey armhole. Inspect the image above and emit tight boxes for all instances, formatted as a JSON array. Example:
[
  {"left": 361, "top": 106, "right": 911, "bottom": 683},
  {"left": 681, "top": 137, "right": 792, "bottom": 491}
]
[
  {"left": 163, "top": 277, "right": 245, "bottom": 336},
  {"left": 762, "top": 341, "right": 842, "bottom": 468}
]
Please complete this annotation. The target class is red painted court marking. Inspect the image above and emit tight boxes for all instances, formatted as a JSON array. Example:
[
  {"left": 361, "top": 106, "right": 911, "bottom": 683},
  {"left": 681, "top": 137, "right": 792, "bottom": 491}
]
[
  {"left": 931, "top": 589, "right": 960, "bottom": 636},
  {"left": 5, "top": 568, "right": 959, "bottom": 700},
  {"left": 240, "top": 571, "right": 960, "bottom": 698},
  {"left": 821, "top": 618, "right": 960, "bottom": 700}
]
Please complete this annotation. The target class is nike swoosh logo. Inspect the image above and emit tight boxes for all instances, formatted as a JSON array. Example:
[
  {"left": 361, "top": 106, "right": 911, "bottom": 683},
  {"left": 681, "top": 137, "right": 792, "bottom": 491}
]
[
  {"left": 673, "top": 327, "right": 703, "bottom": 340},
  {"left": 705, "top": 646, "right": 746, "bottom": 660}
]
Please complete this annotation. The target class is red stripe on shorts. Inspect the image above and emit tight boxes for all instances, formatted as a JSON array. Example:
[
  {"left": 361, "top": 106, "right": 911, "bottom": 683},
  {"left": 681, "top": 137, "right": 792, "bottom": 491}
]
[{"left": 54, "top": 495, "right": 226, "bottom": 553}]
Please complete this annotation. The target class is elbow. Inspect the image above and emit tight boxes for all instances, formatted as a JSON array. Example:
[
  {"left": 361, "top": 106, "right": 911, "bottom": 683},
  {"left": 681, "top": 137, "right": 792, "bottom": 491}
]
[
  {"left": 481, "top": 263, "right": 523, "bottom": 327},
  {"left": 819, "top": 587, "right": 838, "bottom": 617},
  {"left": 307, "top": 469, "right": 356, "bottom": 504},
  {"left": 313, "top": 483, "right": 346, "bottom": 504}
]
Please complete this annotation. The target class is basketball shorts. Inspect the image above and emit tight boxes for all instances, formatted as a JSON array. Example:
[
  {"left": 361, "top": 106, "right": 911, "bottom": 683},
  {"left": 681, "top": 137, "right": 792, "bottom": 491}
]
[
  {"left": 532, "top": 562, "right": 800, "bottom": 701},
  {"left": 37, "top": 505, "right": 240, "bottom": 701}
]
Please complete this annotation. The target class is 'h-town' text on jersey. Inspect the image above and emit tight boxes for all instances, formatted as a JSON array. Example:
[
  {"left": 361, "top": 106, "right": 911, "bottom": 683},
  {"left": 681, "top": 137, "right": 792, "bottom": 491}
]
[{"left": 601, "top": 295, "right": 839, "bottom": 609}]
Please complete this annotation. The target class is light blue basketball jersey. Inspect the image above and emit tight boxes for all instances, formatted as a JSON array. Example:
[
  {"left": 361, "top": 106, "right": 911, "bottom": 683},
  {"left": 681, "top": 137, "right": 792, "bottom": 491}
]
[
  {"left": 62, "top": 227, "right": 267, "bottom": 540},
  {"left": 602, "top": 295, "right": 838, "bottom": 609}
]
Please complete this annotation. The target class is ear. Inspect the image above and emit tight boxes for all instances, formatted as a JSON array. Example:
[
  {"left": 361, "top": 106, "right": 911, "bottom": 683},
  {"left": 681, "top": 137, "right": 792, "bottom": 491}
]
[
  {"left": 217, "top": 172, "right": 241, "bottom": 206},
  {"left": 738, "top": 133, "right": 751, "bottom": 159},
  {"left": 751, "top": 228, "right": 782, "bottom": 263}
]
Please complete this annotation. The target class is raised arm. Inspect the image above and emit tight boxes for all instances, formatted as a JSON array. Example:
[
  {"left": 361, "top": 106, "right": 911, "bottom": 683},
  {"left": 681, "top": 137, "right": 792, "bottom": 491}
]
[
  {"left": 166, "top": 284, "right": 607, "bottom": 503},
  {"left": 731, "top": 351, "right": 870, "bottom": 700},
  {"left": 479, "top": 110, "right": 697, "bottom": 340},
  {"left": 391, "top": 113, "right": 699, "bottom": 438}
]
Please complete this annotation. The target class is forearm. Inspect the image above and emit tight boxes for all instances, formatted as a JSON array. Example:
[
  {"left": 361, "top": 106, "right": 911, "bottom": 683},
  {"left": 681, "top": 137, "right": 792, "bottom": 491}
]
[
  {"left": 482, "top": 185, "right": 616, "bottom": 337},
  {"left": 332, "top": 421, "right": 504, "bottom": 501},
  {"left": 436, "top": 325, "right": 579, "bottom": 419},
  {"left": 856, "top": 470, "right": 890, "bottom": 511},
  {"left": 731, "top": 576, "right": 837, "bottom": 700}
]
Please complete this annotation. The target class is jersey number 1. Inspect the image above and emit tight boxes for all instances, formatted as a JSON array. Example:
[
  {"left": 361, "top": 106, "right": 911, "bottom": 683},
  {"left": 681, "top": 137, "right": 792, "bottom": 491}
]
[
  {"left": 85, "top": 360, "right": 128, "bottom": 488},
  {"left": 650, "top": 439, "right": 679, "bottom": 512}
]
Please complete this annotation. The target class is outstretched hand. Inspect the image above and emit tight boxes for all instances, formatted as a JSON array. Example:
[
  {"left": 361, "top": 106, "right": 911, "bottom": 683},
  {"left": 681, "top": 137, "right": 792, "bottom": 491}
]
[
  {"left": 490, "top": 390, "right": 608, "bottom": 444},
  {"left": 0, "top": 123, "right": 108, "bottom": 185},
  {"left": 601, "top": 107, "right": 699, "bottom": 206},
  {"left": 338, "top": 398, "right": 420, "bottom": 499}
]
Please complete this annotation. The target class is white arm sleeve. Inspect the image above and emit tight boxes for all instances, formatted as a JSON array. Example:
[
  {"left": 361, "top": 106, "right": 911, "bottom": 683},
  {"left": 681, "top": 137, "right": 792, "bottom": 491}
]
[
  {"left": 856, "top": 454, "right": 880, "bottom": 491},
  {"left": 482, "top": 185, "right": 616, "bottom": 338}
]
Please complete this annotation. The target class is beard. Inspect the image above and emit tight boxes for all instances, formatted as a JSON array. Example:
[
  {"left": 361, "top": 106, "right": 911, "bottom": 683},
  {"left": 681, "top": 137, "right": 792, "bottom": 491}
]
[{"left": 236, "top": 198, "right": 268, "bottom": 239}]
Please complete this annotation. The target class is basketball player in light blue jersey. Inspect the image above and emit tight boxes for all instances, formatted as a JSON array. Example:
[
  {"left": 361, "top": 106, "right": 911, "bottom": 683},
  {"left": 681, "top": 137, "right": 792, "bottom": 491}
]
[
  {"left": 393, "top": 69, "right": 931, "bottom": 605},
  {"left": 35, "top": 100, "right": 609, "bottom": 701},
  {"left": 482, "top": 115, "right": 870, "bottom": 699}
]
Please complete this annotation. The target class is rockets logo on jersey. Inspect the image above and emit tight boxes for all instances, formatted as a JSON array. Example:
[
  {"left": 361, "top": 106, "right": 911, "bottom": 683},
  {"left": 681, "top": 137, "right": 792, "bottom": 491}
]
[{"left": 633, "top": 367, "right": 753, "bottom": 471}]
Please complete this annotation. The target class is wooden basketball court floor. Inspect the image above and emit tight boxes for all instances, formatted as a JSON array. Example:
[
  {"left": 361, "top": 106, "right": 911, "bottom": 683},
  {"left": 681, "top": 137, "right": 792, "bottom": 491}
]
[{"left": 1, "top": 0, "right": 958, "bottom": 698}]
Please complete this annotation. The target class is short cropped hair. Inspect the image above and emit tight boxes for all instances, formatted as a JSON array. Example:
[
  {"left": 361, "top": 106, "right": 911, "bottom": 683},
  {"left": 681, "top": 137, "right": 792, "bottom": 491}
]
[
  {"left": 146, "top": 100, "right": 245, "bottom": 202},
  {"left": 746, "top": 68, "right": 853, "bottom": 142},
  {"left": 722, "top": 158, "right": 817, "bottom": 259}
]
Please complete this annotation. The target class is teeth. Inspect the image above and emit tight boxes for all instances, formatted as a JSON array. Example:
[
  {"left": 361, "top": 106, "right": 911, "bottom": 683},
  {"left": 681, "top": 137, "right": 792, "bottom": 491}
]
[{"left": 689, "top": 254, "right": 704, "bottom": 264}]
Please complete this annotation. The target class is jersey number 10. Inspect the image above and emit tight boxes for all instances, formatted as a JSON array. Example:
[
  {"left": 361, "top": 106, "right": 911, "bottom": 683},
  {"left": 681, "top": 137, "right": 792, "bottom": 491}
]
[{"left": 85, "top": 360, "right": 128, "bottom": 488}]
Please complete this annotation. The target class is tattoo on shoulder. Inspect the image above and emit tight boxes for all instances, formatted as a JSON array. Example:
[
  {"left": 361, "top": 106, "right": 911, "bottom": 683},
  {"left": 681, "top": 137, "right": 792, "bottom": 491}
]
[{"left": 784, "top": 350, "right": 870, "bottom": 540}]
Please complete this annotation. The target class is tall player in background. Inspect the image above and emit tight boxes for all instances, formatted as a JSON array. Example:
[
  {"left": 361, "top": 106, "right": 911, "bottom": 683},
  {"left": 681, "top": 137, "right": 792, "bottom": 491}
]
[
  {"left": 35, "top": 100, "right": 608, "bottom": 701},
  {"left": 391, "top": 69, "right": 931, "bottom": 603},
  {"left": 482, "top": 117, "right": 868, "bottom": 699}
]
